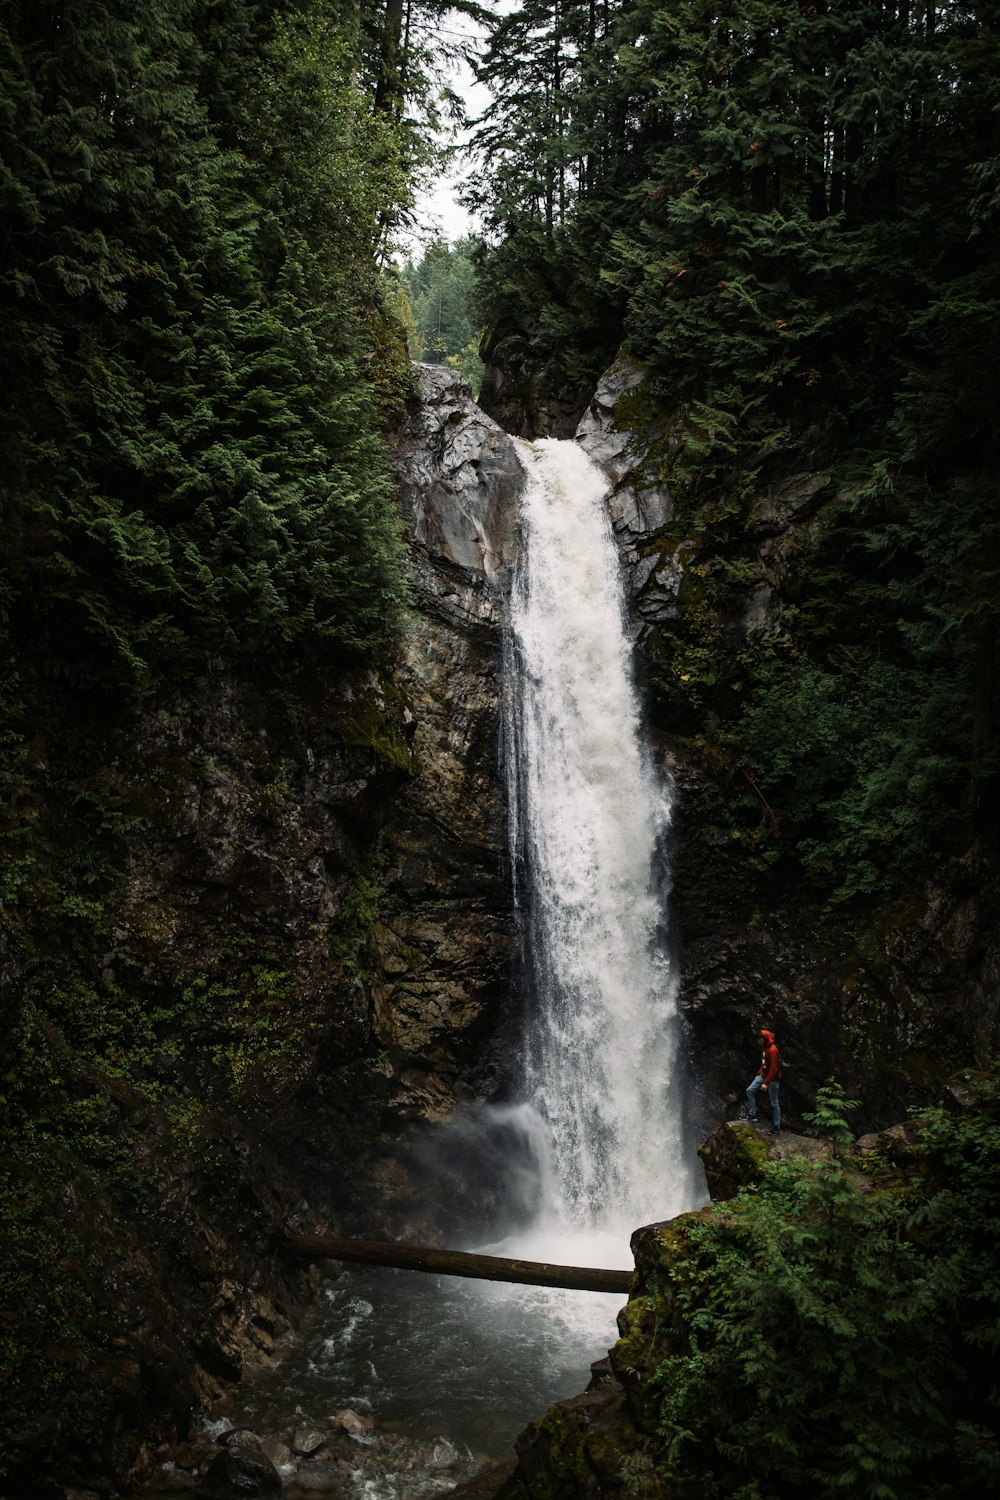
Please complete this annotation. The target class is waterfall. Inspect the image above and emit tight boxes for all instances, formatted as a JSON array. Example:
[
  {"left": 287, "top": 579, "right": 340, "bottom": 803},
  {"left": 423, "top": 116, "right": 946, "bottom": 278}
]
[
  {"left": 184, "top": 435, "right": 706, "bottom": 1494},
  {"left": 502, "top": 438, "right": 695, "bottom": 1265}
]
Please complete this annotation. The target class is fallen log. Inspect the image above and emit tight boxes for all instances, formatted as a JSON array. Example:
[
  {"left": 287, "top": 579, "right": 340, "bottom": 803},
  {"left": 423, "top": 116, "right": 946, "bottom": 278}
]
[{"left": 282, "top": 1232, "right": 633, "bottom": 1295}]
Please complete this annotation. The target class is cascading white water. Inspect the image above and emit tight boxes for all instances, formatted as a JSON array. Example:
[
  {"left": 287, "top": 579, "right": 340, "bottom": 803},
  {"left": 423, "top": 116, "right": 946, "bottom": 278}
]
[
  {"left": 164, "top": 437, "right": 707, "bottom": 1500},
  {"left": 502, "top": 438, "right": 696, "bottom": 1266}
]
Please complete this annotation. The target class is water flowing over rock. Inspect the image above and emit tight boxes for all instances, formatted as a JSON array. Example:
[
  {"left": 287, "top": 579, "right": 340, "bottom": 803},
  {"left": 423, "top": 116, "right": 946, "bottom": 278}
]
[
  {"left": 554, "top": 355, "right": 1000, "bottom": 1136},
  {"left": 502, "top": 437, "right": 701, "bottom": 1247}
]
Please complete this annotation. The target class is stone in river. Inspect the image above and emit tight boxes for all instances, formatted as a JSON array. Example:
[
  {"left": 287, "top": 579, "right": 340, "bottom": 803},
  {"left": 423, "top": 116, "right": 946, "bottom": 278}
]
[
  {"left": 291, "top": 1425, "right": 328, "bottom": 1454},
  {"left": 330, "top": 1408, "right": 375, "bottom": 1435},
  {"left": 293, "top": 1461, "right": 359, "bottom": 1492},
  {"left": 197, "top": 1444, "right": 282, "bottom": 1499},
  {"left": 257, "top": 1437, "right": 292, "bottom": 1469},
  {"left": 428, "top": 1439, "right": 461, "bottom": 1470}
]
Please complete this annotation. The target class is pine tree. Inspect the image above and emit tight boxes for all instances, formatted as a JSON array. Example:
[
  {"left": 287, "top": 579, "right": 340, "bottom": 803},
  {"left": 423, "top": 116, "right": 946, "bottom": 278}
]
[{"left": 0, "top": 0, "right": 416, "bottom": 697}]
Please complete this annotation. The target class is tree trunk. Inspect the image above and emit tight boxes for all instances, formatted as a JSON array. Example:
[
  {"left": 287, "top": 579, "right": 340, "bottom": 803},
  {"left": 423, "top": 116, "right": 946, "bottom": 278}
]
[
  {"left": 374, "top": 0, "right": 405, "bottom": 116},
  {"left": 282, "top": 1232, "right": 633, "bottom": 1294}
]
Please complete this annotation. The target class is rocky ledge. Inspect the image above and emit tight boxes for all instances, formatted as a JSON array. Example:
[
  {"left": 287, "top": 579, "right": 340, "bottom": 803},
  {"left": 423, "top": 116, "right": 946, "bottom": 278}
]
[{"left": 459, "top": 1118, "right": 918, "bottom": 1500}]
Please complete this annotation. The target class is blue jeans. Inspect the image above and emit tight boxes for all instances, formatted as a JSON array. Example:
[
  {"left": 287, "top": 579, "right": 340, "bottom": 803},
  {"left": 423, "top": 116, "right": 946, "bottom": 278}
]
[{"left": 746, "top": 1075, "right": 780, "bottom": 1129}]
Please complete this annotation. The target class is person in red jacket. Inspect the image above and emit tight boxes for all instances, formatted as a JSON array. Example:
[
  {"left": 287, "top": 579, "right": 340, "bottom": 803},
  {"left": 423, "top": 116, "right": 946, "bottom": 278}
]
[{"left": 746, "top": 1028, "right": 782, "bottom": 1132}]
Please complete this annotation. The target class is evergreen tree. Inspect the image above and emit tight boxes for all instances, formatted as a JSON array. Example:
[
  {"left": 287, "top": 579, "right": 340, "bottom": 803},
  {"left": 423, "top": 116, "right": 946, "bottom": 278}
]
[
  {"left": 0, "top": 0, "right": 416, "bottom": 699},
  {"left": 401, "top": 236, "right": 483, "bottom": 386},
  {"left": 470, "top": 0, "right": 1000, "bottom": 897}
]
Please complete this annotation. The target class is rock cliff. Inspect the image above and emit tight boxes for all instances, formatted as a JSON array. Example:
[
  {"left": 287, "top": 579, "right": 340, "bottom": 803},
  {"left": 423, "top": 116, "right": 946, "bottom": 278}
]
[
  {"left": 1, "top": 364, "right": 524, "bottom": 1496},
  {"left": 376, "top": 363, "right": 520, "bottom": 1116}
]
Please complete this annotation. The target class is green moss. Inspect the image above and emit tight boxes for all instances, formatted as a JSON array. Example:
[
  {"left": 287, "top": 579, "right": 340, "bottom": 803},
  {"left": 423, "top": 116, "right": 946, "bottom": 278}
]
[{"left": 335, "top": 672, "right": 415, "bottom": 775}]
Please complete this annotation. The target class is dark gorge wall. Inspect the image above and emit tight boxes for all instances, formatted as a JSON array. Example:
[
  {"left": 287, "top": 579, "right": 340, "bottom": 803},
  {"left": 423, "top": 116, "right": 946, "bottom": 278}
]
[{"left": 0, "top": 366, "right": 521, "bottom": 1497}]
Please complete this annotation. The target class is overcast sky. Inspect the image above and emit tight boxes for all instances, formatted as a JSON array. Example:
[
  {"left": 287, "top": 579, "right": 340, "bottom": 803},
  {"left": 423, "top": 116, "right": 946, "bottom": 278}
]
[{"left": 402, "top": 8, "right": 494, "bottom": 250}]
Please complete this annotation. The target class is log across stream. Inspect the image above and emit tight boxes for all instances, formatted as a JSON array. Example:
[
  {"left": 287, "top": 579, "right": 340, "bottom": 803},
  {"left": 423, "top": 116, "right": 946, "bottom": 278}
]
[{"left": 283, "top": 1231, "right": 634, "bottom": 1295}]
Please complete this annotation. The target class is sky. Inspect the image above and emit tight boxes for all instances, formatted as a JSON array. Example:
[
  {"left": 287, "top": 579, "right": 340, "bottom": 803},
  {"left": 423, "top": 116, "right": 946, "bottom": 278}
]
[
  {"left": 401, "top": 7, "right": 494, "bottom": 251},
  {"left": 412, "top": 157, "right": 477, "bottom": 244}
]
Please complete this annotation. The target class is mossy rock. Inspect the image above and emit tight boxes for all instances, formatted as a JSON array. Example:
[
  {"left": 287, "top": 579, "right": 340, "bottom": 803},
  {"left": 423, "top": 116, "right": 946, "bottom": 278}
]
[
  {"left": 697, "top": 1120, "right": 771, "bottom": 1200},
  {"left": 497, "top": 1382, "right": 632, "bottom": 1499}
]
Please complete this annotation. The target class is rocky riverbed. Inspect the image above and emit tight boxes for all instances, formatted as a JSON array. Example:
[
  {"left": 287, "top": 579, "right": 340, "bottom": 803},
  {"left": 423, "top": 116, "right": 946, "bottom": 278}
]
[{"left": 142, "top": 1409, "right": 490, "bottom": 1500}]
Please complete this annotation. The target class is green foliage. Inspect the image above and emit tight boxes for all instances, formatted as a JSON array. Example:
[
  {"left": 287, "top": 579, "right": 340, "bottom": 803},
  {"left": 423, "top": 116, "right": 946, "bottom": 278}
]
[
  {"left": 401, "top": 236, "right": 484, "bottom": 390},
  {"left": 446, "top": 339, "right": 486, "bottom": 395},
  {"left": 0, "top": 0, "right": 417, "bottom": 701},
  {"left": 472, "top": 0, "right": 1000, "bottom": 903},
  {"left": 0, "top": 3, "right": 460, "bottom": 1481},
  {"left": 737, "top": 646, "right": 967, "bottom": 902},
  {"left": 802, "top": 1079, "right": 861, "bottom": 1152},
  {"left": 634, "top": 1067, "right": 1000, "bottom": 1499}
]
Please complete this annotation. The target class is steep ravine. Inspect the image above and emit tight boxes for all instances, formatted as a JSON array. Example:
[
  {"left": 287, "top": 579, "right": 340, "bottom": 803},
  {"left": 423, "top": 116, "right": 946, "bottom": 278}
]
[
  {"left": 1, "top": 366, "right": 522, "bottom": 1497},
  {"left": 6, "top": 356, "right": 997, "bottom": 1498}
]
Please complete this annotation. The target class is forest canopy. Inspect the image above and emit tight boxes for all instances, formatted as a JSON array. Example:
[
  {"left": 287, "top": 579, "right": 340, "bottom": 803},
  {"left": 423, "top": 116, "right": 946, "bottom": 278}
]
[
  {"left": 469, "top": 0, "right": 1000, "bottom": 902},
  {"left": 400, "top": 236, "right": 485, "bottom": 391},
  {"left": 0, "top": 0, "right": 470, "bottom": 698}
]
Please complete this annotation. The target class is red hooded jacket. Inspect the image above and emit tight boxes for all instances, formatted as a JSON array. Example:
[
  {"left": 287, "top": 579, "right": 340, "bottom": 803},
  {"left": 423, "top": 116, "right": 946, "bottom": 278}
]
[{"left": 757, "top": 1029, "right": 781, "bottom": 1085}]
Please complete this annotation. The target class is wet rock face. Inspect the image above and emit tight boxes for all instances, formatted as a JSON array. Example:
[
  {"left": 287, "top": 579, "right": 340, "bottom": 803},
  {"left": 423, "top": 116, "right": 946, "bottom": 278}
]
[
  {"left": 396, "top": 364, "right": 522, "bottom": 586},
  {"left": 478, "top": 323, "right": 593, "bottom": 439},
  {"left": 199, "top": 1443, "right": 283, "bottom": 1499},
  {"left": 576, "top": 360, "right": 672, "bottom": 569},
  {"left": 373, "top": 366, "right": 523, "bottom": 1138},
  {"left": 671, "top": 803, "right": 1000, "bottom": 1137},
  {"left": 575, "top": 357, "right": 678, "bottom": 640}
]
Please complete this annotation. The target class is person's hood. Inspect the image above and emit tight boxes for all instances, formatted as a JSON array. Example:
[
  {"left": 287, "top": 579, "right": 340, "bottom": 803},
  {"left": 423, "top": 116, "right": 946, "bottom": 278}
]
[{"left": 760, "top": 1029, "right": 775, "bottom": 1047}]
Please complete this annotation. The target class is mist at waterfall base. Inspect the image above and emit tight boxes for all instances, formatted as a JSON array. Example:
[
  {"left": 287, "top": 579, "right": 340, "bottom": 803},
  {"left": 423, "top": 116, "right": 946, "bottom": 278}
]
[{"left": 180, "top": 440, "right": 704, "bottom": 1496}]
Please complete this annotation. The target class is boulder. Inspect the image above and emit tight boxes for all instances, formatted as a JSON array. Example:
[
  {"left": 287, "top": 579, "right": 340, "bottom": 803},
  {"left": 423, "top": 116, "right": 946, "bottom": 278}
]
[
  {"left": 495, "top": 1380, "right": 639, "bottom": 1500},
  {"left": 197, "top": 1445, "right": 282, "bottom": 1500},
  {"left": 331, "top": 1408, "right": 375, "bottom": 1436},
  {"left": 854, "top": 1120, "right": 922, "bottom": 1171},
  {"left": 428, "top": 1438, "right": 461, "bottom": 1471},
  {"left": 290, "top": 1426, "right": 327, "bottom": 1456},
  {"left": 698, "top": 1121, "right": 830, "bottom": 1200},
  {"left": 257, "top": 1439, "right": 292, "bottom": 1470},
  {"left": 293, "top": 1460, "right": 358, "bottom": 1492},
  {"left": 697, "top": 1121, "right": 771, "bottom": 1200}
]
